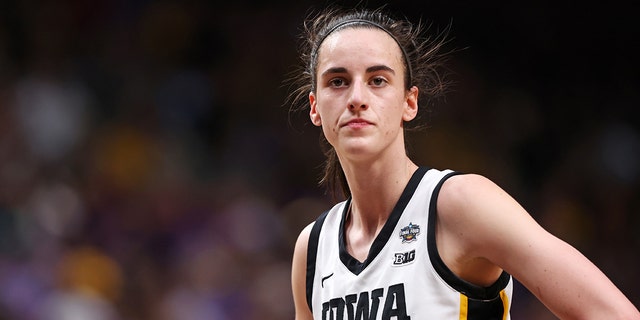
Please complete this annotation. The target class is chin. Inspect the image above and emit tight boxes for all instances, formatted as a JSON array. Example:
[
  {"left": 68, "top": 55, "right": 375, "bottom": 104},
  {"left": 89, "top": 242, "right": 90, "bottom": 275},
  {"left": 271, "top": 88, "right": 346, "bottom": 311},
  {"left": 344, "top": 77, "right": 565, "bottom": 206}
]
[{"left": 338, "top": 143, "right": 382, "bottom": 161}]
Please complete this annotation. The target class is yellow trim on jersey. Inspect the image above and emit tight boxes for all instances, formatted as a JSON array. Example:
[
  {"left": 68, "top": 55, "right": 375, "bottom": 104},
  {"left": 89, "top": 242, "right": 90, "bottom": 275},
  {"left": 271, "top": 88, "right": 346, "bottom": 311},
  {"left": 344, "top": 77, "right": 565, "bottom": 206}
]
[
  {"left": 500, "top": 289, "right": 509, "bottom": 320},
  {"left": 459, "top": 290, "right": 509, "bottom": 320},
  {"left": 459, "top": 294, "right": 468, "bottom": 320}
]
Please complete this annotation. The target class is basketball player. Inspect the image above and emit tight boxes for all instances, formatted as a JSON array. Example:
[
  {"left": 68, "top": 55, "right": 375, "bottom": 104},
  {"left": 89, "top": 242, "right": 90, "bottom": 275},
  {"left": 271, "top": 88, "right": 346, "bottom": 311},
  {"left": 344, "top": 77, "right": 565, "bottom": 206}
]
[{"left": 288, "top": 6, "right": 640, "bottom": 320}]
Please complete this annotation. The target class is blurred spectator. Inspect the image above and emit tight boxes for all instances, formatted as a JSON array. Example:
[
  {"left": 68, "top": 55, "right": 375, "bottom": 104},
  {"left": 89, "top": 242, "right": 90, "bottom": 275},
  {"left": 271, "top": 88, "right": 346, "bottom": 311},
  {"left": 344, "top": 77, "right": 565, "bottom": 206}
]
[{"left": 38, "top": 245, "right": 122, "bottom": 320}]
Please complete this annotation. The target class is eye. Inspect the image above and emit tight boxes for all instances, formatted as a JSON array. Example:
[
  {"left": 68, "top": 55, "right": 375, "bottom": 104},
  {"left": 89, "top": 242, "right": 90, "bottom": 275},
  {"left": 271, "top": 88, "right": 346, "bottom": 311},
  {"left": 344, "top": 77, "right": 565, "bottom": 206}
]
[
  {"left": 370, "top": 77, "right": 387, "bottom": 87},
  {"left": 329, "top": 78, "right": 347, "bottom": 87}
]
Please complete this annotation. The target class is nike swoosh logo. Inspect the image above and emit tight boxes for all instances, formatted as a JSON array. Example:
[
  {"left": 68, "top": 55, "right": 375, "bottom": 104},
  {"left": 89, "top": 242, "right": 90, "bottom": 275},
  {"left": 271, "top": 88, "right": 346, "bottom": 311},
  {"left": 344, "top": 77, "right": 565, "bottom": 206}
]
[{"left": 321, "top": 273, "right": 334, "bottom": 288}]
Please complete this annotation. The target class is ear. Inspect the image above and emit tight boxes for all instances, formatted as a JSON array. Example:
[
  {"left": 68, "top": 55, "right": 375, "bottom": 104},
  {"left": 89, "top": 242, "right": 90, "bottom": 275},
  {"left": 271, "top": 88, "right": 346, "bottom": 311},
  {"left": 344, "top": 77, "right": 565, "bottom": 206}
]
[
  {"left": 402, "top": 86, "right": 419, "bottom": 121},
  {"left": 309, "top": 92, "right": 322, "bottom": 126}
]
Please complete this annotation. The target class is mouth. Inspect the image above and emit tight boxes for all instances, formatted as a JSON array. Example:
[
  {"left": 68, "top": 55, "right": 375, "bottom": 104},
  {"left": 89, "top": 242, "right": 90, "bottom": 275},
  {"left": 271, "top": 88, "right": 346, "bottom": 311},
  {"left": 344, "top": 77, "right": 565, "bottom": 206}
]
[{"left": 342, "top": 119, "right": 372, "bottom": 129}]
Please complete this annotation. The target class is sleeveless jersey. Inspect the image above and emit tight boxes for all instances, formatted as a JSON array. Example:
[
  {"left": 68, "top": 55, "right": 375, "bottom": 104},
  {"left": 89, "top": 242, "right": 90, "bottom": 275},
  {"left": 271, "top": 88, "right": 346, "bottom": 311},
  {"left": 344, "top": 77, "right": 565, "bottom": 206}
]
[{"left": 306, "top": 167, "right": 513, "bottom": 320}]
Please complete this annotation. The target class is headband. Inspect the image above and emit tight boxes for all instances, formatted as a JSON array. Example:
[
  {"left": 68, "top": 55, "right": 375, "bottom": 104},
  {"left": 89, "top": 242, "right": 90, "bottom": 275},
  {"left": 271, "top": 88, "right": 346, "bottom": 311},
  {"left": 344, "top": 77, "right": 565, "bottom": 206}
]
[{"left": 314, "top": 18, "right": 413, "bottom": 87}]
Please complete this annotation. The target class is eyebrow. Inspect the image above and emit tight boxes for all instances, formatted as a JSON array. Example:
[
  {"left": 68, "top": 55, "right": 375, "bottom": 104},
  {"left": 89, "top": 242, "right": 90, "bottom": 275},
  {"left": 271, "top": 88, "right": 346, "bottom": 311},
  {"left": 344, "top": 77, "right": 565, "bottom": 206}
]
[
  {"left": 366, "top": 65, "right": 395, "bottom": 74},
  {"left": 320, "top": 65, "right": 396, "bottom": 77},
  {"left": 321, "top": 67, "right": 347, "bottom": 77}
]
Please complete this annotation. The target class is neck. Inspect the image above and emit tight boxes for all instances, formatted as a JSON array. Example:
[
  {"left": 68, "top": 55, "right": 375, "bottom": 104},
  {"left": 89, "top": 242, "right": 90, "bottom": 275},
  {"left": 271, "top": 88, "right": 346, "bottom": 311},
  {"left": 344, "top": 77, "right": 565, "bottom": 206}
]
[{"left": 343, "top": 157, "right": 418, "bottom": 234}]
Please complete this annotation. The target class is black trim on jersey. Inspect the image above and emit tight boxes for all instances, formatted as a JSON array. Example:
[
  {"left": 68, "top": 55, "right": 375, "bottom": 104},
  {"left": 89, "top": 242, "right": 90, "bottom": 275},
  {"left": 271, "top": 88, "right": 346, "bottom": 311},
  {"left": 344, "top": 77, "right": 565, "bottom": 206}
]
[
  {"left": 339, "top": 166, "right": 430, "bottom": 275},
  {"left": 468, "top": 296, "right": 506, "bottom": 320},
  {"left": 306, "top": 209, "right": 330, "bottom": 311},
  {"left": 427, "top": 171, "right": 512, "bottom": 300}
]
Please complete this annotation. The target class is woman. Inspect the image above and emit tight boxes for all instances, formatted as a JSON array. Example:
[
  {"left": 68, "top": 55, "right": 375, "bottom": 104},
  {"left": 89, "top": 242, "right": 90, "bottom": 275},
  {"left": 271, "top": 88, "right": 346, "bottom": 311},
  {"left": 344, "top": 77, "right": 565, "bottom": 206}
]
[{"left": 288, "top": 6, "right": 640, "bottom": 319}]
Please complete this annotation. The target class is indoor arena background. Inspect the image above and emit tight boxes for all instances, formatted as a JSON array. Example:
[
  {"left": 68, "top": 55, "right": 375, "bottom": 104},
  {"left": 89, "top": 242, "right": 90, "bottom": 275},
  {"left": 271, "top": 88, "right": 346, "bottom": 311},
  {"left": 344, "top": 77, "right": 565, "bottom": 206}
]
[{"left": 0, "top": 0, "right": 638, "bottom": 319}]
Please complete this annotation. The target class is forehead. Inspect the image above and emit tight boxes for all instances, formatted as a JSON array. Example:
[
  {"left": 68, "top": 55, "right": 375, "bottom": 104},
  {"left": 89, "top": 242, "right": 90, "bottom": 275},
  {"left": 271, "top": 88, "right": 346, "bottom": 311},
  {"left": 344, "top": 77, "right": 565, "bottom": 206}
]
[{"left": 317, "top": 27, "right": 404, "bottom": 70}]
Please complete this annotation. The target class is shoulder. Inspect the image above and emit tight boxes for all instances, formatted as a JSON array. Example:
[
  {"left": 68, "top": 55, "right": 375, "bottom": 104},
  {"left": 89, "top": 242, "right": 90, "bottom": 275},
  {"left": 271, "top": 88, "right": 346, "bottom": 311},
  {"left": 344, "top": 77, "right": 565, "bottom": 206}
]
[
  {"left": 435, "top": 173, "right": 531, "bottom": 258},
  {"left": 437, "top": 173, "right": 509, "bottom": 219},
  {"left": 293, "top": 222, "right": 314, "bottom": 259},
  {"left": 291, "top": 222, "right": 315, "bottom": 318},
  {"left": 435, "top": 172, "right": 548, "bottom": 269},
  {"left": 434, "top": 173, "right": 511, "bottom": 250},
  {"left": 293, "top": 206, "right": 334, "bottom": 259},
  {"left": 441, "top": 172, "right": 502, "bottom": 195}
]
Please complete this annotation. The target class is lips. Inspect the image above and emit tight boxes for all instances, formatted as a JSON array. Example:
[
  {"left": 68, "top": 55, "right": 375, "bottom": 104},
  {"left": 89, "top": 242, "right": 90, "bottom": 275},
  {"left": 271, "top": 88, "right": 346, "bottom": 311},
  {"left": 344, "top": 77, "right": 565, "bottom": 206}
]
[{"left": 342, "top": 118, "right": 372, "bottom": 128}]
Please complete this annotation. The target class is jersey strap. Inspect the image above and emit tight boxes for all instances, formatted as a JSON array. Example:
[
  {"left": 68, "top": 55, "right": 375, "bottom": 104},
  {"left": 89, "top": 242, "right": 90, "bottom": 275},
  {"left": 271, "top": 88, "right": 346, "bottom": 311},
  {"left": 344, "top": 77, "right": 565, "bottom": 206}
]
[
  {"left": 427, "top": 171, "right": 512, "bottom": 300},
  {"left": 306, "top": 209, "right": 329, "bottom": 311}
]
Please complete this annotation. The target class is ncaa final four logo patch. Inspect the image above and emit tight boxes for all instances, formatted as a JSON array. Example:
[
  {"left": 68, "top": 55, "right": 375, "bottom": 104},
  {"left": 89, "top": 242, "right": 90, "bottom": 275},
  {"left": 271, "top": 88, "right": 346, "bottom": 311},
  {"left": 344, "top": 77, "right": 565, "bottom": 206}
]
[{"left": 399, "top": 222, "right": 420, "bottom": 243}]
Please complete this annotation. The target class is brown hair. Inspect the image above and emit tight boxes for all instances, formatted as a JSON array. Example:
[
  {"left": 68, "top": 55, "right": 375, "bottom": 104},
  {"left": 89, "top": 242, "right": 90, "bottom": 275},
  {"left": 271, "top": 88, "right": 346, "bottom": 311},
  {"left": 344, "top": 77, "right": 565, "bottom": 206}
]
[{"left": 286, "top": 5, "right": 452, "bottom": 200}]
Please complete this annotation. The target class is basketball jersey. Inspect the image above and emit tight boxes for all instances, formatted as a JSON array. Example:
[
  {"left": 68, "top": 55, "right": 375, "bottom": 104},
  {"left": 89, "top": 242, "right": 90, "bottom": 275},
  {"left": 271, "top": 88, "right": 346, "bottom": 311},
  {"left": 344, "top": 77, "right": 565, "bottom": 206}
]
[{"left": 306, "top": 167, "right": 513, "bottom": 320}]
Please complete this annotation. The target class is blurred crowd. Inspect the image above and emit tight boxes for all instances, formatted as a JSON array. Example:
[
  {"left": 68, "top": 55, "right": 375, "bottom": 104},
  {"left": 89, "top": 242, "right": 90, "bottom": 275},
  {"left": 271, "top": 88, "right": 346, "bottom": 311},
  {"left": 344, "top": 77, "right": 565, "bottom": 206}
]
[{"left": 0, "top": 1, "right": 638, "bottom": 319}]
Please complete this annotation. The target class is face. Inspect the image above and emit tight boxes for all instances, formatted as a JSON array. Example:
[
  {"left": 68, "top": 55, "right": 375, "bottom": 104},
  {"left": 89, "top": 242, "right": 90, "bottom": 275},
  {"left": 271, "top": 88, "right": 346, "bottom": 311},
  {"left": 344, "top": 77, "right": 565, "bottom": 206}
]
[{"left": 309, "top": 27, "right": 419, "bottom": 162}]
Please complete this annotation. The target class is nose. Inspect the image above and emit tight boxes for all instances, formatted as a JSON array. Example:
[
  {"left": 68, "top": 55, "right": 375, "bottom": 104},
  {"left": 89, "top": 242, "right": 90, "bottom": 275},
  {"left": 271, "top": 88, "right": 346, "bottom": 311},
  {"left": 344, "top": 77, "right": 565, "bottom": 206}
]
[{"left": 347, "top": 81, "right": 368, "bottom": 111}]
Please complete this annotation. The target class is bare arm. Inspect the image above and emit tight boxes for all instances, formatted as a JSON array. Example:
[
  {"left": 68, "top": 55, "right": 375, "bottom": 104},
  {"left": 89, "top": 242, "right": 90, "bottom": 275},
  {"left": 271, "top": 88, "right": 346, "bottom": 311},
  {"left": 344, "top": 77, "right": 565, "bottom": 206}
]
[
  {"left": 292, "top": 223, "right": 314, "bottom": 320},
  {"left": 437, "top": 174, "right": 640, "bottom": 319}
]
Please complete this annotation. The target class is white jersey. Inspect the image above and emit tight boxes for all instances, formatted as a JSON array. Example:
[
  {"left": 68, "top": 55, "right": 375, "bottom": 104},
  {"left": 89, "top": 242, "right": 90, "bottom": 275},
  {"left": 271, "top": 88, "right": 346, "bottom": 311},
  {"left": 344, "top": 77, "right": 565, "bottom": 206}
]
[{"left": 305, "top": 167, "right": 513, "bottom": 320}]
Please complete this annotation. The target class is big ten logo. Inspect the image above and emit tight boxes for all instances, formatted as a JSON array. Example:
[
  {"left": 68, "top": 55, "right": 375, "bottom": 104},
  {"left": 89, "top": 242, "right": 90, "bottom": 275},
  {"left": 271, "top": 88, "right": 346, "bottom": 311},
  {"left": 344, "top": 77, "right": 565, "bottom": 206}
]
[{"left": 393, "top": 249, "right": 415, "bottom": 266}]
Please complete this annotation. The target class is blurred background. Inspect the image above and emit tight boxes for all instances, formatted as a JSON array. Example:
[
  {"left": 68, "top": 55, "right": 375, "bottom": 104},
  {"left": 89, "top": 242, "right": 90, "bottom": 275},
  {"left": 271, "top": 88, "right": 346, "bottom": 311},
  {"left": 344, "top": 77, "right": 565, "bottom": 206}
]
[{"left": 0, "top": 0, "right": 638, "bottom": 319}]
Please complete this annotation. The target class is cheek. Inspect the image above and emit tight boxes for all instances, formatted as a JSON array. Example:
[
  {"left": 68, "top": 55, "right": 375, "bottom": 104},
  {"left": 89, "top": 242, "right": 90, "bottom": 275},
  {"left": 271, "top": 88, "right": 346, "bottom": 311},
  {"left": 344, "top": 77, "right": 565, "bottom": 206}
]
[
  {"left": 318, "top": 109, "right": 340, "bottom": 143},
  {"left": 316, "top": 100, "right": 341, "bottom": 131},
  {"left": 321, "top": 125, "right": 338, "bottom": 147},
  {"left": 381, "top": 107, "right": 404, "bottom": 136}
]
